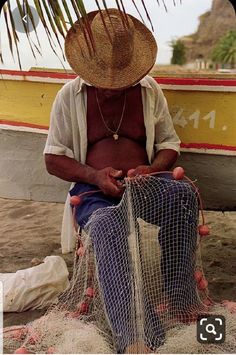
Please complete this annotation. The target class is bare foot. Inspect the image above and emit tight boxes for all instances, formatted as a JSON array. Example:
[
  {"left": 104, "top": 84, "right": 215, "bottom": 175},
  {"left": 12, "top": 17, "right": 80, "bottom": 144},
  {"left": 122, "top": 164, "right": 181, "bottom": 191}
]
[{"left": 125, "top": 342, "right": 153, "bottom": 353}]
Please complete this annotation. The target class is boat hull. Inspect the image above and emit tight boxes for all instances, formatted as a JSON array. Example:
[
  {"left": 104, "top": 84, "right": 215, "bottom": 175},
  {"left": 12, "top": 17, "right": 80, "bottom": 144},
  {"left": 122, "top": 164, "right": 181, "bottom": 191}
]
[{"left": 0, "top": 70, "right": 235, "bottom": 209}]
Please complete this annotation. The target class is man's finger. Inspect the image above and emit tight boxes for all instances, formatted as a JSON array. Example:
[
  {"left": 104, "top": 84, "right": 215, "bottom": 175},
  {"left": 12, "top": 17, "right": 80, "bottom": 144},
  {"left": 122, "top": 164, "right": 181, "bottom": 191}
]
[
  {"left": 106, "top": 183, "right": 123, "bottom": 197},
  {"left": 127, "top": 169, "right": 136, "bottom": 177},
  {"left": 109, "top": 169, "right": 123, "bottom": 178}
]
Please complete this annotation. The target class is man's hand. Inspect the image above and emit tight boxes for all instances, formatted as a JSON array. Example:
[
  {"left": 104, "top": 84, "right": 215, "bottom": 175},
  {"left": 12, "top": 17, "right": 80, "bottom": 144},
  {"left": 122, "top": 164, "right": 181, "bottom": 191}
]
[
  {"left": 127, "top": 150, "right": 179, "bottom": 178},
  {"left": 127, "top": 165, "right": 154, "bottom": 178},
  {"left": 95, "top": 167, "right": 124, "bottom": 197}
]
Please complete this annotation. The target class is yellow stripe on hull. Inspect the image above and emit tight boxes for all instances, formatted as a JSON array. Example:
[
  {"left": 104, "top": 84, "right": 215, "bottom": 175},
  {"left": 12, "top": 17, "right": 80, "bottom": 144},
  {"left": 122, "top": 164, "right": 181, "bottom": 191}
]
[
  {"left": 0, "top": 77, "right": 235, "bottom": 150},
  {"left": 0, "top": 80, "right": 61, "bottom": 127},
  {"left": 166, "top": 90, "right": 236, "bottom": 147}
]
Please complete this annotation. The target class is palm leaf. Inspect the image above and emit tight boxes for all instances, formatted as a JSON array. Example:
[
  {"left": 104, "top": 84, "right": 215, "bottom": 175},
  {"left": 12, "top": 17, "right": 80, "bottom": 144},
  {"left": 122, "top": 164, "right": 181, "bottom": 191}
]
[
  {"left": 16, "top": 0, "right": 38, "bottom": 59},
  {"left": 33, "top": 0, "right": 55, "bottom": 45},
  {"left": 41, "top": 0, "right": 66, "bottom": 59},
  {"left": 75, "top": 0, "right": 87, "bottom": 17},
  {"left": 0, "top": 35, "right": 3, "bottom": 63},
  {"left": 114, "top": 0, "right": 129, "bottom": 28},
  {"left": 140, "top": 0, "right": 154, "bottom": 31},
  {"left": 94, "top": 0, "right": 113, "bottom": 43},
  {"left": 75, "top": 0, "right": 96, "bottom": 53},
  {"left": 64, "top": 0, "right": 94, "bottom": 57},
  {"left": 6, "top": 1, "right": 23, "bottom": 68},
  {"left": 50, "top": 0, "right": 68, "bottom": 32},
  {"left": 3, "top": 3, "right": 22, "bottom": 68},
  {"left": 61, "top": 0, "right": 74, "bottom": 28},
  {"left": 33, "top": 0, "right": 67, "bottom": 64},
  {"left": 1, "top": 0, "right": 173, "bottom": 69},
  {"left": 33, "top": 0, "right": 68, "bottom": 67},
  {"left": 24, "top": 0, "right": 41, "bottom": 50},
  {"left": 161, "top": 0, "right": 168, "bottom": 12},
  {"left": 48, "top": 0, "right": 67, "bottom": 37},
  {"left": 212, "top": 30, "right": 236, "bottom": 66},
  {"left": 119, "top": 0, "right": 130, "bottom": 27},
  {"left": 3, "top": 4, "right": 13, "bottom": 56},
  {"left": 131, "top": 0, "right": 146, "bottom": 24},
  {"left": 70, "top": 0, "right": 80, "bottom": 19}
]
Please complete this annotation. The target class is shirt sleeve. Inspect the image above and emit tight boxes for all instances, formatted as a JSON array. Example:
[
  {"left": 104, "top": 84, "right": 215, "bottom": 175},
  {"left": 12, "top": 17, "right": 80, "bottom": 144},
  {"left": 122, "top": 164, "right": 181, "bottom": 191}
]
[
  {"left": 153, "top": 82, "right": 181, "bottom": 155},
  {"left": 43, "top": 88, "right": 74, "bottom": 159}
]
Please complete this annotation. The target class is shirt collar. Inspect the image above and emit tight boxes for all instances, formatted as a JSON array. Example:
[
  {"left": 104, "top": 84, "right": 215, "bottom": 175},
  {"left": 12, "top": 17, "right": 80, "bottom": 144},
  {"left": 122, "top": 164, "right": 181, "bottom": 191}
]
[
  {"left": 139, "top": 76, "right": 153, "bottom": 89},
  {"left": 75, "top": 75, "right": 152, "bottom": 95},
  {"left": 75, "top": 78, "right": 91, "bottom": 95}
]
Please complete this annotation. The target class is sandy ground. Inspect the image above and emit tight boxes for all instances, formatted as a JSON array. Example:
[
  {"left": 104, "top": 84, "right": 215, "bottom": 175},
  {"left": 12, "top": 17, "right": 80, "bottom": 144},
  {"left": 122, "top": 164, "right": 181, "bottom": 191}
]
[{"left": 0, "top": 197, "right": 235, "bottom": 330}]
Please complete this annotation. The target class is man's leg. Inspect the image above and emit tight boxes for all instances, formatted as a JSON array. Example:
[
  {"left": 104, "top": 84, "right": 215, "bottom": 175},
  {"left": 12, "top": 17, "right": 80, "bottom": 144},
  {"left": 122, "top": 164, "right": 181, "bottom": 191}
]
[
  {"left": 86, "top": 204, "right": 135, "bottom": 353},
  {"left": 70, "top": 182, "right": 119, "bottom": 228},
  {"left": 74, "top": 177, "right": 168, "bottom": 352},
  {"left": 84, "top": 189, "right": 164, "bottom": 353},
  {"left": 132, "top": 175, "right": 199, "bottom": 314},
  {"left": 71, "top": 183, "right": 138, "bottom": 352},
  {"left": 157, "top": 177, "right": 199, "bottom": 312}
]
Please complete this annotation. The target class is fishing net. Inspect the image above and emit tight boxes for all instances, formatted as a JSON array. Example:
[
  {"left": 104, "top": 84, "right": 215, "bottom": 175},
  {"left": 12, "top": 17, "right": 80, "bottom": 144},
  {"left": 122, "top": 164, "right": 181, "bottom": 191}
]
[{"left": 3, "top": 172, "right": 236, "bottom": 354}]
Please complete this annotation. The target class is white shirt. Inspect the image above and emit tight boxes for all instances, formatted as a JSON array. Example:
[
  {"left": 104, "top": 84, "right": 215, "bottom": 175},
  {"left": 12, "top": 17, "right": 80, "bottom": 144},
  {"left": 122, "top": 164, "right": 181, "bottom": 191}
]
[{"left": 44, "top": 75, "right": 180, "bottom": 253}]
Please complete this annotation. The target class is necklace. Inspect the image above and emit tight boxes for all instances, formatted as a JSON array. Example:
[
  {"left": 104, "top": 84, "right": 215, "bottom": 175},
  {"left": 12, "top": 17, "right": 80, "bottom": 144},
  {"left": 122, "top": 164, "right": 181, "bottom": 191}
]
[{"left": 95, "top": 89, "right": 126, "bottom": 140}]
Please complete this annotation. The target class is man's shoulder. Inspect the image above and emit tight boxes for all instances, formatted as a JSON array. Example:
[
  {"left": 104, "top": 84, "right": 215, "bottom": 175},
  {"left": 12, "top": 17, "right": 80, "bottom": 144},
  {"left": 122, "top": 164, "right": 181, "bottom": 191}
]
[
  {"left": 58, "top": 76, "right": 86, "bottom": 98},
  {"left": 141, "top": 75, "right": 162, "bottom": 91}
]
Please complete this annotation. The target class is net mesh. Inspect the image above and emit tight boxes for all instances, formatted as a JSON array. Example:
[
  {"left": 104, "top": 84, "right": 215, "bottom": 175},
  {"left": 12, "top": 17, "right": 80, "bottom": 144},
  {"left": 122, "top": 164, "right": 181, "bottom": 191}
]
[{"left": 4, "top": 175, "right": 236, "bottom": 354}]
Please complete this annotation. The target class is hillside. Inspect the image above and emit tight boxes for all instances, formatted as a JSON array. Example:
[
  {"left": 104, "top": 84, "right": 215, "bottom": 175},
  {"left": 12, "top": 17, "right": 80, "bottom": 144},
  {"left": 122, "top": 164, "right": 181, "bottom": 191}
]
[{"left": 181, "top": 0, "right": 235, "bottom": 62}]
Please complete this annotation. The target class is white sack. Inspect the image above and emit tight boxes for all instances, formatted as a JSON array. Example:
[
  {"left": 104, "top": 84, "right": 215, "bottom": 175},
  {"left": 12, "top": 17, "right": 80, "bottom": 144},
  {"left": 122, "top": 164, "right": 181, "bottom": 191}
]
[{"left": 0, "top": 256, "right": 69, "bottom": 312}]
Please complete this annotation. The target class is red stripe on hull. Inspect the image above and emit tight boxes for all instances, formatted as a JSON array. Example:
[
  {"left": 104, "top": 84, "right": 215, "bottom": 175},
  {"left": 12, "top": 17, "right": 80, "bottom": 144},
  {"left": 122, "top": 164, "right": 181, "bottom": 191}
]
[
  {"left": 1, "top": 69, "right": 236, "bottom": 86},
  {"left": 0, "top": 69, "right": 76, "bottom": 80},
  {"left": 181, "top": 142, "right": 236, "bottom": 151},
  {"left": 155, "top": 77, "right": 236, "bottom": 86},
  {"left": 0, "top": 119, "right": 48, "bottom": 130}
]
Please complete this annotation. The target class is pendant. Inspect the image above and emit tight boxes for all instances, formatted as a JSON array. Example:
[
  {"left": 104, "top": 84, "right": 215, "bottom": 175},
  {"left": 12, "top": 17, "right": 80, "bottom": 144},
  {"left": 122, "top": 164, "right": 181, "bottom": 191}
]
[{"left": 113, "top": 133, "right": 119, "bottom": 140}]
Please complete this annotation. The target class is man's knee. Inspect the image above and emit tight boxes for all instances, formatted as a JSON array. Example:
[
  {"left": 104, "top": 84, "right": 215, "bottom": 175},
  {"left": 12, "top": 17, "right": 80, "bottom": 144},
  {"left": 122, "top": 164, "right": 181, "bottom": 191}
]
[{"left": 167, "top": 181, "right": 198, "bottom": 204}]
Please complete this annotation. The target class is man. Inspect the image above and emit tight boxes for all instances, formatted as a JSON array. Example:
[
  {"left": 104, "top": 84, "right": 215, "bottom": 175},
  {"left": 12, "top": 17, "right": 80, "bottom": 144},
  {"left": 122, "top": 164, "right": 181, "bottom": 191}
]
[{"left": 44, "top": 9, "right": 198, "bottom": 353}]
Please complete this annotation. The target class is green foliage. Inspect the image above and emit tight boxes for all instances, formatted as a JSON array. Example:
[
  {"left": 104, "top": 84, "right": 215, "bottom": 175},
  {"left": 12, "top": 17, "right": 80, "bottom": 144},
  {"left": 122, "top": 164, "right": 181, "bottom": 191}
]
[
  {"left": 170, "top": 39, "right": 186, "bottom": 65},
  {"left": 211, "top": 30, "right": 236, "bottom": 68}
]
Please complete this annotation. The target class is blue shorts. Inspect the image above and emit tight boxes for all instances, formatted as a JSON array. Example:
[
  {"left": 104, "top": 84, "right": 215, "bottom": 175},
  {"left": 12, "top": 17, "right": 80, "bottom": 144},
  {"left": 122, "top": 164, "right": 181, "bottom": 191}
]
[
  {"left": 69, "top": 174, "right": 172, "bottom": 229},
  {"left": 69, "top": 182, "right": 121, "bottom": 228}
]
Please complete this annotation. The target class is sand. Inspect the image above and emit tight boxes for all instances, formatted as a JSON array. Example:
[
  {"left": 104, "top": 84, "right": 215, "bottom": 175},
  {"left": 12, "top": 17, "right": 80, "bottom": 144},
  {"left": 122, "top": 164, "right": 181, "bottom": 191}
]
[{"left": 0, "top": 197, "right": 235, "bottom": 329}]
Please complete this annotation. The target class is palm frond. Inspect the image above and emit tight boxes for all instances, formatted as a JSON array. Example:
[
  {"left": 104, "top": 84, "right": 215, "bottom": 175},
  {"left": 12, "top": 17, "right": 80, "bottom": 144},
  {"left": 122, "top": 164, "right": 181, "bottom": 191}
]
[
  {"left": 94, "top": 0, "right": 113, "bottom": 43},
  {"left": 161, "top": 0, "right": 168, "bottom": 12},
  {"left": 75, "top": 0, "right": 87, "bottom": 17},
  {"left": 3, "top": 4, "right": 13, "bottom": 56},
  {"left": 131, "top": 0, "right": 146, "bottom": 25},
  {"left": 16, "top": 0, "right": 40, "bottom": 59},
  {"left": 24, "top": 0, "right": 41, "bottom": 50},
  {"left": 61, "top": 0, "right": 74, "bottom": 28},
  {"left": 6, "top": 1, "right": 22, "bottom": 68},
  {"left": 0, "top": 34, "right": 3, "bottom": 63},
  {"left": 1, "top": 0, "right": 173, "bottom": 68},
  {"left": 140, "top": 0, "right": 154, "bottom": 31},
  {"left": 41, "top": 0, "right": 66, "bottom": 59},
  {"left": 50, "top": 0, "right": 68, "bottom": 33},
  {"left": 212, "top": 30, "right": 236, "bottom": 67},
  {"left": 114, "top": 0, "right": 129, "bottom": 28}
]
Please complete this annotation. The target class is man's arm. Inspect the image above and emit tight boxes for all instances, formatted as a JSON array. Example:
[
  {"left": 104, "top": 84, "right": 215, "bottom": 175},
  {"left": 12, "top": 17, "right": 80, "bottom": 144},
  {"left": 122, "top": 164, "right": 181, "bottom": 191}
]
[
  {"left": 45, "top": 154, "right": 97, "bottom": 184},
  {"left": 45, "top": 154, "right": 123, "bottom": 197},
  {"left": 151, "top": 149, "right": 178, "bottom": 171},
  {"left": 127, "top": 149, "right": 178, "bottom": 177}
]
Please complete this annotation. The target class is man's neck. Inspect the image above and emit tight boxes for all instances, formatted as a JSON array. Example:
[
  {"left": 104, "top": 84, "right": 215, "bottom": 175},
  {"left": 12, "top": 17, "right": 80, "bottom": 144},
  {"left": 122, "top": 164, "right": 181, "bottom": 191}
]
[{"left": 95, "top": 88, "right": 126, "bottom": 99}]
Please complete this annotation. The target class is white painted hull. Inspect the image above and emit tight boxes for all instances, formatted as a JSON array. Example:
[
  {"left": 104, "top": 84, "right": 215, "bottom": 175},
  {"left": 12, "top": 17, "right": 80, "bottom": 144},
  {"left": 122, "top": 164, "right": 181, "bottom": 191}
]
[{"left": 0, "top": 127, "right": 235, "bottom": 210}]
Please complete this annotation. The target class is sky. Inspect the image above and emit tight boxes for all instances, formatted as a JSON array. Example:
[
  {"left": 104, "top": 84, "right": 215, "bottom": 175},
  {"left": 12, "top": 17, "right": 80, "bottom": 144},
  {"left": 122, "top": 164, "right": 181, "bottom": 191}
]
[{"left": 0, "top": 0, "right": 213, "bottom": 71}]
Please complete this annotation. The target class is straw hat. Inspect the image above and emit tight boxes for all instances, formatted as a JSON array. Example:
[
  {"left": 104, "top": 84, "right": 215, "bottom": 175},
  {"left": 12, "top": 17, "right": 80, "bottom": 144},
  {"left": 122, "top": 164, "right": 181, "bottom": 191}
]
[{"left": 65, "top": 9, "right": 157, "bottom": 89}]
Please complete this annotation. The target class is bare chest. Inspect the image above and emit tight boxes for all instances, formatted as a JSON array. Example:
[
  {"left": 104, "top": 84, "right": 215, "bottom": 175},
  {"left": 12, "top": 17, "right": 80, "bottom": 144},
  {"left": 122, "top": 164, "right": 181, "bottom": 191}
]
[{"left": 86, "top": 85, "right": 146, "bottom": 146}]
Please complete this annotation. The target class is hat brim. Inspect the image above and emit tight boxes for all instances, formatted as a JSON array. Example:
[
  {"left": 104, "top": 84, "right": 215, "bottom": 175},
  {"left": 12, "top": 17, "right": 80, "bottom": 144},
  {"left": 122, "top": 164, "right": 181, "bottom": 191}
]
[{"left": 65, "top": 11, "right": 157, "bottom": 89}]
